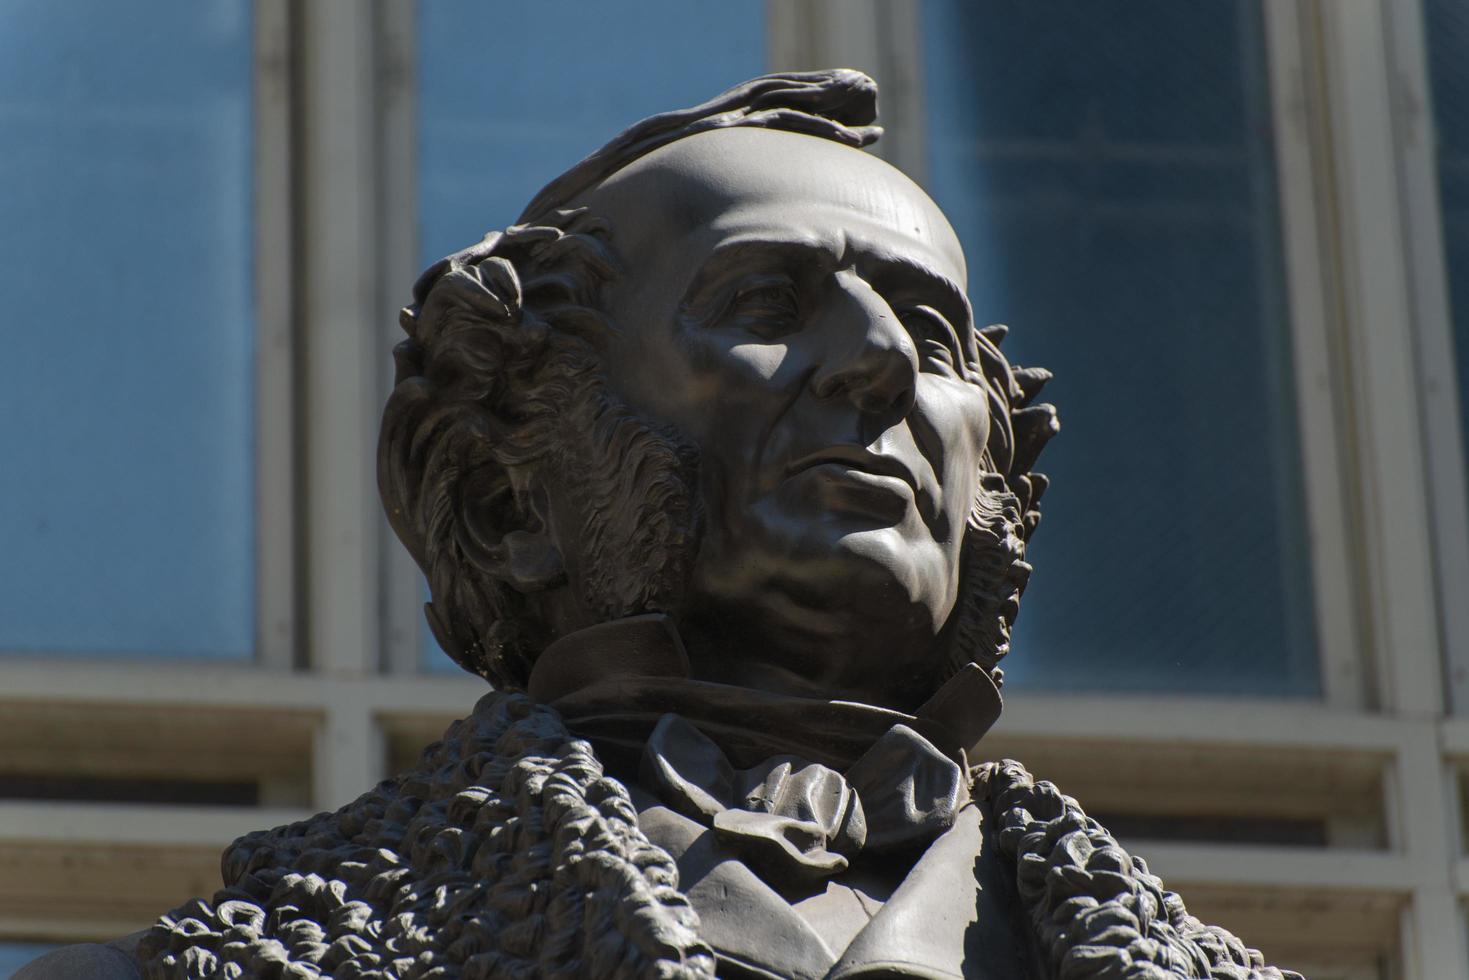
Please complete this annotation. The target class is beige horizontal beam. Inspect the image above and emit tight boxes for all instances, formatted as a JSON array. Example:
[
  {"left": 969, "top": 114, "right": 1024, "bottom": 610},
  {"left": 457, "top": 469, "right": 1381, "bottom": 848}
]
[
  {"left": 1437, "top": 718, "right": 1469, "bottom": 758},
  {"left": 0, "top": 699, "right": 318, "bottom": 786},
  {"left": 0, "top": 802, "right": 312, "bottom": 848},
  {"left": 981, "top": 740, "right": 1388, "bottom": 834},
  {"left": 0, "top": 662, "right": 1420, "bottom": 752},
  {"left": 999, "top": 694, "right": 1413, "bottom": 753},
  {"left": 0, "top": 840, "right": 224, "bottom": 944},
  {"left": 0, "top": 804, "right": 308, "bottom": 944},
  {"left": 1452, "top": 858, "right": 1469, "bottom": 895},
  {"left": 1135, "top": 841, "right": 1415, "bottom": 893},
  {"left": 0, "top": 658, "right": 486, "bottom": 715},
  {"left": 1137, "top": 842, "right": 1410, "bottom": 956}
]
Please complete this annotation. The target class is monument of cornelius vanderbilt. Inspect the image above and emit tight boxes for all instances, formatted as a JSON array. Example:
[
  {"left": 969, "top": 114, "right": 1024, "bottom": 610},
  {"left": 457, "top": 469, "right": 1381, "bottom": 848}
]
[{"left": 21, "top": 72, "right": 1302, "bottom": 980}]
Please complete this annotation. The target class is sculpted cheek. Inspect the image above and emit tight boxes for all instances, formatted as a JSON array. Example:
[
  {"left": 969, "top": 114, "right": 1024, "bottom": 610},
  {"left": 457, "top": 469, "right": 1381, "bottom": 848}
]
[{"left": 726, "top": 341, "right": 791, "bottom": 382}]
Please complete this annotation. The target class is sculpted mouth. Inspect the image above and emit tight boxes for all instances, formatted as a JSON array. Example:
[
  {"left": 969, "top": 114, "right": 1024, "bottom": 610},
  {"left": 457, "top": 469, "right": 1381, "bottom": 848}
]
[
  {"left": 785, "top": 447, "right": 921, "bottom": 496},
  {"left": 782, "top": 446, "right": 943, "bottom": 525}
]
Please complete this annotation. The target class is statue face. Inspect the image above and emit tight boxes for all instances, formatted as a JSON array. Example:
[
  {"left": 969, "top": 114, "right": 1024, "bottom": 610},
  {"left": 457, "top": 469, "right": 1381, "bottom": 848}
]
[{"left": 573, "top": 128, "right": 990, "bottom": 708}]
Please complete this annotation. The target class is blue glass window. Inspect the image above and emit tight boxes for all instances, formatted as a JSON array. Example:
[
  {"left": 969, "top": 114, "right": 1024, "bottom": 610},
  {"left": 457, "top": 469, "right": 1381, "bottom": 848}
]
[
  {"left": 922, "top": 1, "right": 1320, "bottom": 695},
  {"left": 1426, "top": 0, "right": 1469, "bottom": 522},
  {"left": 0, "top": 943, "right": 58, "bottom": 979},
  {"left": 416, "top": 0, "right": 765, "bottom": 670},
  {"left": 0, "top": 1, "right": 256, "bottom": 658}
]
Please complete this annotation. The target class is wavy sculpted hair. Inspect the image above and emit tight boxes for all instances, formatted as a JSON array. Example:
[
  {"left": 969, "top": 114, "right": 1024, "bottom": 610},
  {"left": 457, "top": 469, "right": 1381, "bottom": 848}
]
[{"left": 378, "top": 70, "right": 1058, "bottom": 691}]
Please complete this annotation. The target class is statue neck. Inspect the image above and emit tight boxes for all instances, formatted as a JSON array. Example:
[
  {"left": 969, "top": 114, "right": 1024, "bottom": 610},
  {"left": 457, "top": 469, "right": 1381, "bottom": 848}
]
[{"left": 525, "top": 614, "right": 1002, "bottom": 773}]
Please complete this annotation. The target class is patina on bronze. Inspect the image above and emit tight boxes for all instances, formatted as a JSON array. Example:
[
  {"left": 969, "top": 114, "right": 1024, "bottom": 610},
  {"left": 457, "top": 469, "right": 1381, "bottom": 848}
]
[{"left": 20, "top": 71, "right": 1301, "bottom": 980}]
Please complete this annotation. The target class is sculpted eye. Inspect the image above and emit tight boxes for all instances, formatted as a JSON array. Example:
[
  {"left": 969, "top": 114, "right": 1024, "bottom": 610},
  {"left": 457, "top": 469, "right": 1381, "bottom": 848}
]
[
  {"left": 728, "top": 276, "right": 801, "bottom": 334},
  {"left": 901, "top": 306, "right": 963, "bottom": 374}
]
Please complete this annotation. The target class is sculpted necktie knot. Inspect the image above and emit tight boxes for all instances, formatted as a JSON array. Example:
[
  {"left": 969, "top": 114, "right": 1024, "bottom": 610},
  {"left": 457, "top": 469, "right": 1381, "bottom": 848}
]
[{"left": 640, "top": 713, "right": 964, "bottom": 885}]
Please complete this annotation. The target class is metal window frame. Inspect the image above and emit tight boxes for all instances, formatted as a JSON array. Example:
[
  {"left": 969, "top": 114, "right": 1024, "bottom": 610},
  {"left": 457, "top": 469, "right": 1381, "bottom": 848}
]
[
  {"left": 1307, "top": 0, "right": 1445, "bottom": 720},
  {"left": 1382, "top": 0, "right": 1469, "bottom": 715},
  {"left": 255, "top": 0, "right": 298, "bottom": 671},
  {"left": 765, "top": 0, "right": 928, "bottom": 183},
  {"left": 1295, "top": 0, "right": 1466, "bottom": 973},
  {"left": 378, "top": 0, "right": 429, "bottom": 678},
  {"left": 297, "top": 0, "right": 381, "bottom": 679},
  {"left": 1264, "top": 0, "right": 1372, "bottom": 708}
]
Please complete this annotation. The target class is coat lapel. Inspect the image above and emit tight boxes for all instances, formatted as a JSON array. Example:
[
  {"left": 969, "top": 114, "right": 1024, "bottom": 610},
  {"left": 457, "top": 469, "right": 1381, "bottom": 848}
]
[
  {"left": 637, "top": 800, "right": 840, "bottom": 979},
  {"left": 828, "top": 803, "right": 1032, "bottom": 980}
]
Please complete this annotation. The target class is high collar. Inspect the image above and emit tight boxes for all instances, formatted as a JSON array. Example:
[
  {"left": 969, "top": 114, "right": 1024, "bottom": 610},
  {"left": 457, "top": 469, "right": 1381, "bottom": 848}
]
[{"left": 525, "top": 614, "right": 1003, "bottom": 771}]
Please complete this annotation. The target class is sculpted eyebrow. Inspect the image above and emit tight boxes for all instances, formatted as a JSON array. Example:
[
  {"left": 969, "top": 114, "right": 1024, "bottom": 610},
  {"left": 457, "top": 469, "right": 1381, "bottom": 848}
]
[
  {"left": 678, "top": 238, "right": 973, "bottom": 351},
  {"left": 679, "top": 239, "right": 835, "bottom": 319},
  {"left": 864, "top": 253, "right": 973, "bottom": 333}
]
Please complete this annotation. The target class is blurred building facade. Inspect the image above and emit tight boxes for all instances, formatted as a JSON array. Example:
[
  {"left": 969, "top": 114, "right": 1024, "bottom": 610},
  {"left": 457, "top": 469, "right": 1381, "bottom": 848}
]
[{"left": 4, "top": 2, "right": 1469, "bottom": 977}]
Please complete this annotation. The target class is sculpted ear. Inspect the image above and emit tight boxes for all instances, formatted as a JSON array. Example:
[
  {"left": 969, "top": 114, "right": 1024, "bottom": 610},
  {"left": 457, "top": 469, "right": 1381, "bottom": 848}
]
[
  {"left": 377, "top": 314, "right": 563, "bottom": 682},
  {"left": 380, "top": 213, "right": 620, "bottom": 686},
  {"left": 454, "top": 470, "right": 565, "bottom": 594},
  {"left": 493, "top": 530, "right": 564, "bottom": 592},
  {"left": 379, "top": 371, "right": 565, "bottom": 596}
]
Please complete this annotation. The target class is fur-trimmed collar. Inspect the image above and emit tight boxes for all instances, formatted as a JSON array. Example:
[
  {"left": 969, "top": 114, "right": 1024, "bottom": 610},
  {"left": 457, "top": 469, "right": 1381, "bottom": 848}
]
[{"left": 137, "top": 691, "right": 1300, "bottom": 979}]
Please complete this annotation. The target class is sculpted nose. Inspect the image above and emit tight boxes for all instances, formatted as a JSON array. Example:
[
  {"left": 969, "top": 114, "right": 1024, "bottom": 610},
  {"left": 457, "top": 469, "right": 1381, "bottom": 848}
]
[{"left": 809, "top": 275, "right": 918, "bottom": 418}]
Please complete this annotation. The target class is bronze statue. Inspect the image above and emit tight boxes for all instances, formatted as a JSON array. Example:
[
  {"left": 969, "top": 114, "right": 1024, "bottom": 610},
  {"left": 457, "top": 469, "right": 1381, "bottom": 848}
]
[{"left": 20, "top": 71, "right": 1300, "bottom": 980}]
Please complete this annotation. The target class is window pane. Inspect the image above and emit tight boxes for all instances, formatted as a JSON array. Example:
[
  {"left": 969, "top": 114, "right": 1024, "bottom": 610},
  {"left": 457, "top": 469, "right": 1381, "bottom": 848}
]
[
  {"left": 1426, "top": 0, "right": 1469, "bottom": 536},
  {"left": 0, "top": 1, "right": 255, "bottom": 658},
  {"left": 415, "top": 0, "right": 766, "bottom": 670},
  {"left": 922, "top": 0, "right": 1320, "bottom": 695},
  {"left": 0, "top": 943, "right": 58, "bottom": 979},
  {"left": 418, "top": 0, "right": 767, "bottom": 265}
]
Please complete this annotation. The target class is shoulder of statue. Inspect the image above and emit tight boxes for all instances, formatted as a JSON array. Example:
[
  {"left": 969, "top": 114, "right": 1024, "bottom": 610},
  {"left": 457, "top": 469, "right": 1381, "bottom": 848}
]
[
  {"left": 13, "top": 941, "right": 142, "bottom": 980},
  {"left": 973, "top": 759, "right": 1303, "bottom": 980},
  {"left": 135, "top": 689, "right": 717, "bottom": 979}
]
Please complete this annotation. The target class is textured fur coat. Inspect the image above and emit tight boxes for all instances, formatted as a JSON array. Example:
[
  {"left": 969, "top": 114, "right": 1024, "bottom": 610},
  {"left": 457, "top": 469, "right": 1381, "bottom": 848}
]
[{"left": 136, "top": 692, "right": 1302, "bottom": 980}]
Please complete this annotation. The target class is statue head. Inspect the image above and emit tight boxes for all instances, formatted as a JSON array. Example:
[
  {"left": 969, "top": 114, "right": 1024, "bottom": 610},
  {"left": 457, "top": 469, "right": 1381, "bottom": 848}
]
[{"left": 379, "top": 71, "right": 1057, "bottom": 712}]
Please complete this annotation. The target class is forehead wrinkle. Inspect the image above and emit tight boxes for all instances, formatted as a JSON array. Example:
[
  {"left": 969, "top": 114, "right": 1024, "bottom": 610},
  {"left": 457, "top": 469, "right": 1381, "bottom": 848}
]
[{"left": 687, "top": 222, "right": 962, "bottom": 284}]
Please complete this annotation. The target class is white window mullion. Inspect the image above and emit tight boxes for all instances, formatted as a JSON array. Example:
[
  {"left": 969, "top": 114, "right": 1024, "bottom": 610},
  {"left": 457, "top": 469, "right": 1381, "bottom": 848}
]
[
  {"left": 1383, "top": 0, "right": 1469, "bottom": 715},
  {"left": 1315, "top": 3, "right": 1463, "bottom": 978},
  {"left": 1264, "top": 0, "right": 1371, "bottom": 709},
  {"left": 1388, "top": 725, "right": 1469, "bottom": 979},
  {"left": 299, "top": 0, "right": 385, "bottom": 678},
  {"left": 375, "top": 0, "right": 427, "bottom": 677},
  {"left": 254, "top": 0, "right": 298, "bottom": 671},
  {"left": 1315, "top": 0, "right": 1444, "bottom": 718},
  {"left": 764, "top": 0, "right": 927, "bottom": 184}
]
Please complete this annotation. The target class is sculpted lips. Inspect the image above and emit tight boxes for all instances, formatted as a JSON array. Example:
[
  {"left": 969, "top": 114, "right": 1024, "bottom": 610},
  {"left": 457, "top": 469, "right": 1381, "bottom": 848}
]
[
  {"left": 787, "top": 445, "right": 917, "bottom": 488},
  {"left": 784, "top": 446, "right": 934, "bottom": 522}
]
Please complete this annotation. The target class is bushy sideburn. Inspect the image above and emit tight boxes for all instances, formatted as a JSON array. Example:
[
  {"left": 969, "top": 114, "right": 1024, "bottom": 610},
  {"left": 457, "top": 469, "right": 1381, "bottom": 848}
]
[{"left": 380, "top": 209, "right": 699, "bottom": 688}]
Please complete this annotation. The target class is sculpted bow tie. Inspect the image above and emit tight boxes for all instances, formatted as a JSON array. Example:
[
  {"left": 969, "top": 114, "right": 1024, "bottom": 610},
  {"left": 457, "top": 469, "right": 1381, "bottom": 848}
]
[{"left": 641, "top": 713, "right": 967, "bottom": 885}]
